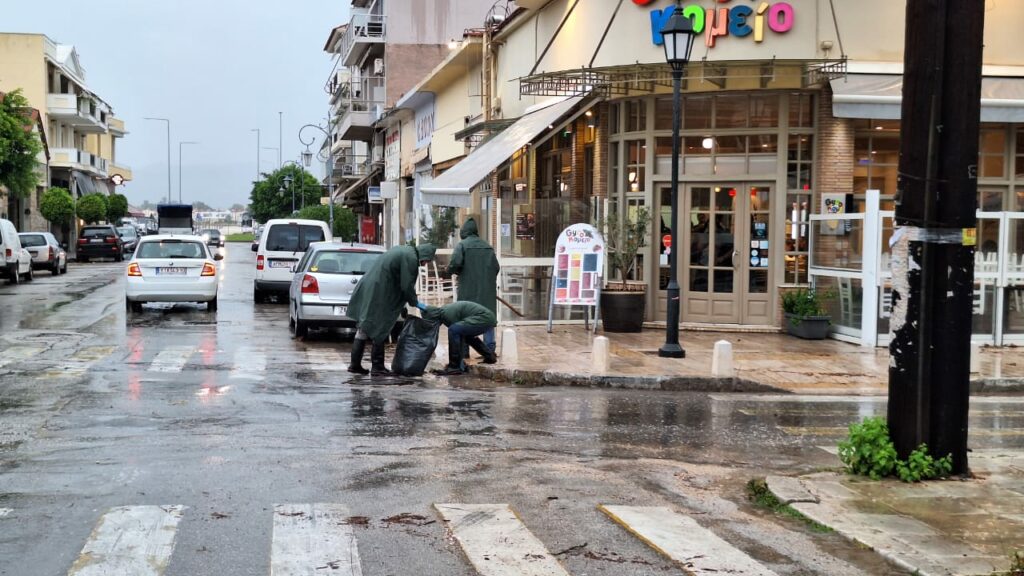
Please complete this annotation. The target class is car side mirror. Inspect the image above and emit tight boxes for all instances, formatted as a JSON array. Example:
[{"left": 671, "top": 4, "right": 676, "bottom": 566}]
[
  {"left": 214, "top": 253, "right": 224, "bottom": 261},
  {"left": 251, "top": 244, "right": 258, "bottom": 252}
]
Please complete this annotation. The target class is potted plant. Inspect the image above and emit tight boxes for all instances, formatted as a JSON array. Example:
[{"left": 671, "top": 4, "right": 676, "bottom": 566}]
[
  {"left": 782, "top": 288, "right": 833, "bottom": 339},
  {"left": 598, "top": 205, "right": 652, "bottom": 332}
]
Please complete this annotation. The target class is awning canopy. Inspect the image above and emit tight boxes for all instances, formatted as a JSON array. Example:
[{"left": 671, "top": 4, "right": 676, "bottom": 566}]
[
  {"left": 72, "top": 171, "right": 96, "bottom": 196},
  {"left": 334, "top": 170, "right": 376, "bottom": 204},
  {"left": 421, "top": 96, "right": 584, "bottom": 208},
  {"left": 832, "top": 74, "right": 1024, "bottom": 122}
]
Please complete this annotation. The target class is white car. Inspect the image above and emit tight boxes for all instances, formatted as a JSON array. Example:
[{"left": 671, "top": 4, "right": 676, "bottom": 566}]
[
  {"left": 1, "top": 218, "right": 33, "bottom": 284},
  {"left": 126, "top": 235, "right": 223, "bottom": 313},
  {"left": 252, "top": 218, "right": 332, "bottom": 303}
]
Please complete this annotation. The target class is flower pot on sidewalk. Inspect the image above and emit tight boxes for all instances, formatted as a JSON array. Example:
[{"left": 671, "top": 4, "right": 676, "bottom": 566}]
[
  {"left": 784, "top": 313, "right": 831, "bottom": 339},
  {"left": 600, "top": 286, "right": 646, "bottom": 333}
]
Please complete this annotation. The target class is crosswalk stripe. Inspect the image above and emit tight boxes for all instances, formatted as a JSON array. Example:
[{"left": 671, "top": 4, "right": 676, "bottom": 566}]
[
  {"left": 599, "top": 505, "right": 779, "bottom": 576},
  {"left": 0, "top": 508, "right": 11, "bottom": 517},
  {"left": 434, "top": 503, "right": 570, "bottom": 576},
  {"left": 67, "top": 505, "right": 185, "bottom": 576},
  {"left": 0, "top": 345, "right": 46, "bottom": 369},
  {"left": 304, "top": 349, "right": 347, "bottom": 371},
  {"left": 148, "top": 346, "right": 195, "bottom": 373},
  {"left": 271, "top": 503, "right": 363, "bottom": 576},
  {"left": 229, "top": 346, "right": 266, "bottom": 380}
]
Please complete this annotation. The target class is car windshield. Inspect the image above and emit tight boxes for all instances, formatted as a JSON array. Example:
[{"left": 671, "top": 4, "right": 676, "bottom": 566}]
[
  {"left": 118, "top": 227, "right": 137, "bottom": 238},
  {"left": 309, "top": 251, "right": 380, "bottom": 275},
  {"left": 81, "top": 228, "right": 114, "bottom": 238},
  {"left": 137, "top": 241, "right": 207, "bottom": 259},
  {"left": 266, "top": 224, "right": 325, "bottom": 252},
  {"left": 19, "top": 234, "right": 46, "bottom": 247}
]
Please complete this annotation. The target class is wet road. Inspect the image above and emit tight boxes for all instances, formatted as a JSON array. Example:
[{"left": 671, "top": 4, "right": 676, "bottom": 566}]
[{"left": 2, "top": 245, "right": 1021, "bottom": 575}]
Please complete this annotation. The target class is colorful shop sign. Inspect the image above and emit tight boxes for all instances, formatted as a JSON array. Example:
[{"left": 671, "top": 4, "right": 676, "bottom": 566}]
[
  {"left": 640, "top": 1, "right": 795, "bottom": 48},
  {"left": 552, "top": 224, "right": 605, "bottom": 306}
]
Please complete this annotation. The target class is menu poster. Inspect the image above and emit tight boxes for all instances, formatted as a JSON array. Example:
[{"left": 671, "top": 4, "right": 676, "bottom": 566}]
[
  {"left": 515, "top": 213, "right": 536, "bottom": 240},
  {"left": 553, "top": 224, "right": 604, "bottom": 306}
]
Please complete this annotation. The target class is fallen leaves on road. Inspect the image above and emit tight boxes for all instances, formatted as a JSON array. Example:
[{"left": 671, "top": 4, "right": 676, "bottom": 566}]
[{"left": 382, "top": 512, "right": 436, "bottom": 526}]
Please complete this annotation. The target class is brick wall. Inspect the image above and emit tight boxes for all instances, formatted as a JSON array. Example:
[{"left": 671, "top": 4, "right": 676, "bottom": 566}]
[
  {"left": 384, "top": 45, "right": 448, "bottom": 108},
  {"left": 815, "top": 85, "right": 855, "bottom": 202}
]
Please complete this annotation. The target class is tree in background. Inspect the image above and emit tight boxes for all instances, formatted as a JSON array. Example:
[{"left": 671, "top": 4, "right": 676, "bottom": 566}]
[
  {"left": 248, "top": 165, "right": 322, "bottom": 223},
  {"left": 230, "top": 203, "right": 247, "bottom": 212},
  {"left": 0, "top": 90, "right": 44, "bottom": 198},
  {"left": 295, "top": 204, "right": 357, "bottom": 241},
  {"left": 76, "top": 193, "right": 108, "bottom": 224},
  {"left": 39, "top": 187, "right": 75, "bottom": 226},
  {"left": 107, "top": 193, "right": 128, "bottom": 223},
  {"left": 192, "top": 200, "right": 213, "bottom": 211},
  {"left": 420, "top": 206, "right": 458, "bottom": 248}
]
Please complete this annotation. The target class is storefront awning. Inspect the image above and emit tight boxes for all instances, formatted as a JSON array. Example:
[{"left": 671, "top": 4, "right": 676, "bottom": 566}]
[
  {"left": 832, "top": 74, "right": 1024, "bottom": 122},
  {"left": 72, "top": 171, "right": 96, "bottom": 196},
  {"left": 335, "top": 170, "right": 376, "bottom": 204},
  {"left": 421, "top": 96, "right": 584, "bottom": 208}
]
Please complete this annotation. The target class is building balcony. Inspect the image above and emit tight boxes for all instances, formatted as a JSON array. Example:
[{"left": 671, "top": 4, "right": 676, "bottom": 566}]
[
  {"left": 107, "top": 117, "right": 128, "bottom": 137},
  {"left": 46, "top": 94, "right": 107, "bottom": 134},
  {"left": 50, "top": 147, "right": 108, "bottom": 177},
  {"left": 340, "top": 12, "right": 385, "bottom": 67},
  {"left": 334, "top": 154, "right": 371, "bottom": 181},
  {"left": 336, "top": 76, "right": 385, "bottom": 141}
]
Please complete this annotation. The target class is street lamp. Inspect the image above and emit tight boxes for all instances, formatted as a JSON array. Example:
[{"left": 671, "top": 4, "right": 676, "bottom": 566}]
[
  {"left": 282, "top": 159, "right": 306, "bottom": 210},
  {"left": 178, "top": 141, "right": 198, "bottom": 203},
  {"left": 658, "top": 1, "right": 696, "bottom": 359},
  {"left": 143, "top": 117, "right": 171, "bottom": 203},
  {"left": 299, "top": 122, "right": 335, "bottom": 234},
  {"left": 283, "top": 174, "right": 295, "bottom": 213},
  {"left": 250, "top": 128, "right": 261, "bottom": 182}
]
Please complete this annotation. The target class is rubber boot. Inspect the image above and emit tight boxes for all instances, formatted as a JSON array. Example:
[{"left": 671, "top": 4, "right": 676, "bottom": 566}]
[
  {"left": 434, "top": 344, "right": 465, "bottom": 376},
  {"left": 467, "top": 336, "right": 498, "bottom": 364},
  {"left": 347, "top": 338, "right": 369, "bottom": 375},
  {"left": 370, "top": 341, "right": 392, "bottom": 376}
]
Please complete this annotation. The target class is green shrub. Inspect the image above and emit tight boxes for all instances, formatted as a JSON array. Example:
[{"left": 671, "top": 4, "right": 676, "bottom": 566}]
[
  {"left": 838, "top": 417, "right": 898, "bottom": 480},
  {"left": 782, "top": 288, "right": 833, "bottom": 325},
  {"left": 39, "top": 187, "right": 75, "bottom": 225},
  {"left": 76, "top": 193, "right": 108, "bottom": 224},
  {"left": 896, "top": 444, "right": 953, "bottom": 483}
]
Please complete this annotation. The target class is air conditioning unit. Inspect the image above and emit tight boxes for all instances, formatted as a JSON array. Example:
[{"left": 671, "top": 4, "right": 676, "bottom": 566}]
[
  {"left": 341, "top": 165, "right": 354, "bottom": 176},
  {"left": 373, "top": 58, "right": 384, "bottom": 75}
]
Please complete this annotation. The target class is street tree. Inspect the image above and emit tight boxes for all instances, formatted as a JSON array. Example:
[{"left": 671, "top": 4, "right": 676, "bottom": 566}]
[
  {"left": 76, "top": 193, "right": 108, "bottom": 224},
  {"left": 107, "top": 193, "right": 128, "bottom": 223},
  {"left": 248, "top": 165, "right": 322, "bottom": 223},
  {"left": 193, "top": 200, "right": 213, "bottom": 211},
  {"left": 0, "top": 89, "right": 44, "bottom": 198},
  {"left": 39, "top": 187, "right": 76, "bottom": 225},
  {"left": 295, "top": 204, "right": 357, "bottom": 240}
]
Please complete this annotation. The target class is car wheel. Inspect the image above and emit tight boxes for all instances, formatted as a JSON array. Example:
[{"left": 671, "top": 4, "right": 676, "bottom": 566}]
[
  {"left": 253, "top": 288, "right": 265, "bottom": 304},
  {"left": 52, "top": 261, "right": 61, "bottom": 275},
  {"left": 61, "top": 261, "right": 68, "bottom": 274},
  {"left": 118, "top": 253, "right": 125, "bottom": 262},
  {"left": 130, "top": 301, "right": 144, "bottom": 313},
  {"left": 79, "top": 256, "right": 88, "bottom": 263},
  {"left": 293, "top": 309, "right": 309, "bottom": 338},
  {"left": 9, "top": 268, "right": 20, "bottom": 285},
  {"left": 24, "top": 267, "right": 33, "bottom": 282},
  {"left": 208, "top": 296, "right": 218, "bottom": 312}
]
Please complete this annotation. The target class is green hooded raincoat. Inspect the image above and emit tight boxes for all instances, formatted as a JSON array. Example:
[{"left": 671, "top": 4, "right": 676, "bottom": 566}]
[
  {"left": 447, "top": 218, "right": 500, "bottom": 315},
  {"left": 347, "top": 243, "right": 437, "bottom": 343}
]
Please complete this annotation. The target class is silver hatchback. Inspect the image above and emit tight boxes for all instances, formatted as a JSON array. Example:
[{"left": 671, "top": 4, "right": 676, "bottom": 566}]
[{"left": 288, "top": 242, "right": 384, "bottom": 337}]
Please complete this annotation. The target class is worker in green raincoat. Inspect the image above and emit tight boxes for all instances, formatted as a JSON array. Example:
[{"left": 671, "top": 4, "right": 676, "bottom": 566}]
[
  {"left": 447, "top": 218, "right": 500, "bottom": 354},
  {"left": 347, "top": 243, "right": 437, "bottom": 375},
  {"left": 422, "top": 301, "right": 497, "bottom": 375}
]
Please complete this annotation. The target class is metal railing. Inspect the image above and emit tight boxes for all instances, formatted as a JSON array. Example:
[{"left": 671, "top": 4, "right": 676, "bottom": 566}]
[
  {"left": 334, "top": 154, "right": 371, "bottom": 178},
  {"left": 340, "top": 12, "right": 386, "bottom": 64},
  {"left": 340, "top": 75, "right": 385, "bottom": 112}
]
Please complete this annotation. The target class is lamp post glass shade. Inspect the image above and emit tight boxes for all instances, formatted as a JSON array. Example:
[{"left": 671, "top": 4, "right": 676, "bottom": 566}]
[
  {"left": 302, "top": 149, "right": 313, "bottom": 167},
  {"left": 661, "top": 6, "right": 696, "bottom": 68}
]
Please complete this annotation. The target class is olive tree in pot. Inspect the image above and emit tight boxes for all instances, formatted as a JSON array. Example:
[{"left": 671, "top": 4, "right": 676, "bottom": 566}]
[
  {"left": 782, "top": 288, "right": 833, "bottom": 339},
  {"left": 598, "top": 205, "right": 652, "bottom": 332}
]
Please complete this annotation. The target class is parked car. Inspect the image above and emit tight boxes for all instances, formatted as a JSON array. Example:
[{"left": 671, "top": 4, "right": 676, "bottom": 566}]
[
  {"left": 252, "top": 218, "right": 332, "bottom": 303},
  {"left": 199, "top": 229, "right": 223, "bottom": 248},
  {"left": 287, "top": 242, "right": 384, "bottom": 337},
  {"left": 18, "top": 232, "right": 67, "bottom": 275},
  {"left": 1, "top": 218, "right": 33, "bottom": 284},
  {"left": 125, "top": 235, "right": 223, "bottom": 312},
  {"left": 117, "top": 226, "right": 139, "bottom": 256},
  {"left": 77, "top": 225, "right": 125, "bottom": 262}
]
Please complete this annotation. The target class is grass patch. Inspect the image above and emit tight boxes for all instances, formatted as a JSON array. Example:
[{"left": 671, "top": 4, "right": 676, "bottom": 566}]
[
  {"left": 225, "top": 233, "right": 254, "bottom": 242},
  {"left": 746, "top": 478, "right": 833, "bottom": 534}
]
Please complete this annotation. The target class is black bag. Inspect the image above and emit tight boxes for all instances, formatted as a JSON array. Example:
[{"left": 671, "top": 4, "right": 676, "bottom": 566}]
[{"left": 391, "top": 316, "right": 441, "bottom": 376}]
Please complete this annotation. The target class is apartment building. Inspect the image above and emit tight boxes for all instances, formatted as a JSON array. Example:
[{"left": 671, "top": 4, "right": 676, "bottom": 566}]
[
  {"left": 0, "top": 33, "right": 130, "bottom": 232},
  {"left": 323, "top": 0, "right": 495, "bottom": 244}
]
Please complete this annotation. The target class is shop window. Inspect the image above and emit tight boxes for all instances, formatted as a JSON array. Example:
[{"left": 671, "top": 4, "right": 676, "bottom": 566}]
[
  {"left": 980, "top": 188, "right": 1005, "bottom": 211},
  {"left": 654, "top": 98, "right": 674, "bottom": 131},
  {"left": 715, "top": 95, "right": 749, "bottom": 129},
  {"left": 1015, "top": 129, "right": 1024, "bottom": 177},
  {"left": 683, "top": 96, "right": 712, "bottom": 130},
  {"left": 785, "top": 192, "right": 811, "bottom": 284},
  {"left": 610, "top": 142, "right": 620, "bottom": 196},
  {"left": 609, "top": 102, "right": 620, "bottom": 135},
  {"left": 625, "top": 100, "right": 646, "bottom": 132},
  {"left": 1016, "top": 187, "right": 1024, "bottom": 211},
  {"left": 625, "top": 140, "right": 646, "bottom": 193},
  {"left": 788, "top": 93, "right": 815, "bottom": 128},
  {"left": 787, "top": 135, "right": 814, "bottom": 190},
  {"left": 853, "top": 122, "right": 900, "bottom": 210},
  {"left": 750, "top": 95, "right": 780, "bottom": 128},
  {"left": 979, "top": 127, "right": 1007, "bottom": 179}
]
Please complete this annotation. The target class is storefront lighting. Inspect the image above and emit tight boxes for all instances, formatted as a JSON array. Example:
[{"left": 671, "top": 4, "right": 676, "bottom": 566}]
[
  {"left": 715, "top": 186, "right": 722, "bottom": 193},
  {"left": 585, "top": 110, "right": 593, "bottom": 117},
  {"left": 702, "top": 137, "right": 714, "bottom": 150}
]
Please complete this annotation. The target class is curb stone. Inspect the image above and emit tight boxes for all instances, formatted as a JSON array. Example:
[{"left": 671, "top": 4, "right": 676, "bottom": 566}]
[{"left": 470, "top": 365, "right": 787, "bottom": 393}]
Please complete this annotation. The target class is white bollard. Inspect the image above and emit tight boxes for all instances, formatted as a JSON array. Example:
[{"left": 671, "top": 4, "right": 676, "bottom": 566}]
[
  {"left": 592, "top": 336, "right": 611, "bottom": 373},
  {"left": 501, "top": 328, "right": 519, "bottom": 364},
  {"left": 711, "top": 340, "right": 734, "bottom": 377},
  {"left": 970, "top": 342, "right": 981, "bottom": 374}
]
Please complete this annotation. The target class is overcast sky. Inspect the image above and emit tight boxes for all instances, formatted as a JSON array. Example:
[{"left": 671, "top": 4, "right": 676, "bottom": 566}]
[{"left": 3, "top": 0, "right": 346, "bottom": 208}]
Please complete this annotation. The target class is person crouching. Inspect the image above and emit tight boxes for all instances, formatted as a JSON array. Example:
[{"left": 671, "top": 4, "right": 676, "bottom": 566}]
[{"left": 422, "top": 301, "right": 497, "bottom": 375}]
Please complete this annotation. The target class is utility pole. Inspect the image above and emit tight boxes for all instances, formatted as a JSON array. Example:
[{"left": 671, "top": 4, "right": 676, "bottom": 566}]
[
  {"left": 278, "top": 111, "right": 283, "bottom": 169},
  {"left": 888, "top": 0, "right": 984, "bottom": 475}
]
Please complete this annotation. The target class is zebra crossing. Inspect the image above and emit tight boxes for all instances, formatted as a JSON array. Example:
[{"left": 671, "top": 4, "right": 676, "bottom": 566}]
[{"left": 38, "top": 502, "right": 777, "bottom": 575}]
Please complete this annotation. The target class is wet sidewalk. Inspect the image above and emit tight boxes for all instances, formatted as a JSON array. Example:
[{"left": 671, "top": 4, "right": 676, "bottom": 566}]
[
  {"left": 766, "top": 450, "right": 1024, "bottom": 576},
  {"left": 470, "top": 325, "right": 1024, "bottom": 395}
]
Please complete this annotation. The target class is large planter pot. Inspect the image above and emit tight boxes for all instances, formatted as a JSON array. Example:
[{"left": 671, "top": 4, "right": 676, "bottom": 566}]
[
  {"left": 600, "top": 288, "right": 647, "bottom": 333},
  {"left": 784, "top": 313, "right": 831, "bottom": 339}
]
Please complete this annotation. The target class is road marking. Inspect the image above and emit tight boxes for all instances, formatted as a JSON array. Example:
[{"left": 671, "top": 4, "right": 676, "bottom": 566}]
[
  {"left": 434, "top": 503, "right": 570, "bottom": 576},
  {"left": 229, "top": 347, "right": 266, "bottom": 380},
  {"left": 599, "top": 505, "right": 778, "bottom": 576},
  {"left": 148, "top": 346, "right": 195, "bottom": 373},
  {"left": 67, "top": 505, "right": 185, "bottom": 576},
  {"left": 0, "top": 345, "right": 46, "bottom": 369},
  {"left": 304, "top": 349, "right": 347, "bottom": 371},
  {"left": 271, "top": 503, "right": 363, "bottom": 576},
  {"left": 0, "top": 508, "right": 11, "bottom": 518}
]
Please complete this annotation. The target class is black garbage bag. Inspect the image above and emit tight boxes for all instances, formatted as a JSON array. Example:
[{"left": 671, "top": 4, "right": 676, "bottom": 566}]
[{"left": 391, "top": 316, "right": 441, "bottom": 376}]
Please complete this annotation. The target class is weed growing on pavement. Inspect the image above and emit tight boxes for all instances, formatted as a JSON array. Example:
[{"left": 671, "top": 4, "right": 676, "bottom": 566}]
[
  {"left": 1007, "top": 550, "right": 1024, "bottom": 575},
  {"left": 745, "top": 479, "right": 832, "bottom": 534},
  {"left": 838, "top": 417, "right": 953, "bottom": 482}
]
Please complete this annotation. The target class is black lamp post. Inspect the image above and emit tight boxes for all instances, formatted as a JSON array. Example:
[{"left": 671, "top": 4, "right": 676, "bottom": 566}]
[
  {"left": 658, "top": 2, "right": 696, "bottom": 359},
  {"left": 283, "top": 175, "right": 295, "bottom": 213}
]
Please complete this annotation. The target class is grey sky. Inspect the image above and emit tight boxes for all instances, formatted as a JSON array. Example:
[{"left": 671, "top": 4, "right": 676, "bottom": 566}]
[{"left": 3, "top": 0, "right": 347, "bottom": 208}]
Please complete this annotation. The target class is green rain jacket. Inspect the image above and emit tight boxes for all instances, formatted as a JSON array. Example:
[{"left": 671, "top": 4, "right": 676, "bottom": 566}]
[
  {"left": 447, "top": 218, "right": 500, "bottom": 315},
  {"left": 424, "top": 301, "right": 497, "bottom": 328},
  {"left": 348, "top": 243, "right": 437, "bottom": 343}
]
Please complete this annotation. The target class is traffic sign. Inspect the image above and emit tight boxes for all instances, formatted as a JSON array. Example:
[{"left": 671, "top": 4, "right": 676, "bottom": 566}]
[{"left": 662, "top": 234, "right": 672, "bottom": 249}]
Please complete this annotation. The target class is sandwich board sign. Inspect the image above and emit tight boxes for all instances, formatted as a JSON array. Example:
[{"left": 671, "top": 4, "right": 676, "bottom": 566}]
[{"left": 547, "top": 223, "right": 605, "bottom": 333}]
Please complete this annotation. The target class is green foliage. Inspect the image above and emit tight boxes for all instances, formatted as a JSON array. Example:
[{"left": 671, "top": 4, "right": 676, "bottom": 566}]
[
  {"left": 106, "top": 193, "right": 128, "bottom": 223},
  {"left": 782, "top": 288, "right": 833, "bottom": 325},
  {"left": 745, "top": 479, "right": 833, "bottom": 533},
  {"left": 39, "top": 187, "right": 76, "bottom": 225},
  {"left": 896, "top": 444, "right": 953, "bottom": 483},
  {"left": 420, "top": 206, "right": 458, "bottom": 248},
  {"left": 76, "top": 193, "right": 108, "bottom": 224},
  {"left": 839, "top": 418, "right": 954, "bottom": 483},
  {"left": 294, "top": 204, "right": 357, "bottom": 240},
  {"left": 0, "top": 89, "right": 44, "bottom": 198},
  {"left": 838, "top": 417, "right": 898, "bottom": 480},
  {"left": 225, "top": 232, "right": 254, "bottom": 242},
  {"left": 598, "top": 205, "right": 652, "bottom": 290},
  {"left": 248, "top": 165, "right": 322, "bottom": 223},
  {"left": 1009, "top": 550, "right": 1024, "bottom": 576}
]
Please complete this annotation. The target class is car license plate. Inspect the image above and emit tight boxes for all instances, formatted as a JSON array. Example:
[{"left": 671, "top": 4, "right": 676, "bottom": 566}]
[
  {"left": 157, "top": 267, "right": 187, "bottom": 275},
  {"left": 270, "top": 260, "right": 294, "bottom": 268},
  {"left": 90, "top": 238, "right": 103, "bottom": 243},
  {"left": 333, "top": 306, "right": 347, "bottom": 316}
]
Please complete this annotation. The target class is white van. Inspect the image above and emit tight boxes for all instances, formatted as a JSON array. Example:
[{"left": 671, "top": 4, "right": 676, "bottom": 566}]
[
  {"left": 252, "top": 218, "right": 332, "bottom": 303},
  {"left": 1, "top": 218, "right": 33, "bottom": 284}
]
